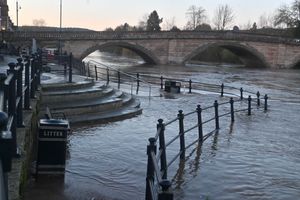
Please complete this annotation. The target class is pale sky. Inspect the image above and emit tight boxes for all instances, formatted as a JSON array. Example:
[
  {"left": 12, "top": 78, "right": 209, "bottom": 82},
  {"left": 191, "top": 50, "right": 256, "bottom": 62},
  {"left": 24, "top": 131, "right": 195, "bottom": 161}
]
[{"left": 8, "top": 0, "right": 294, "bottom": 31}]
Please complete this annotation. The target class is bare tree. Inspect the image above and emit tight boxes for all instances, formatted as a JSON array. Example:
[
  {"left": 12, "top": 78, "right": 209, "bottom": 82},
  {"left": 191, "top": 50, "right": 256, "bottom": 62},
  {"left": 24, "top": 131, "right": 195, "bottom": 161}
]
[
  {"left": 213, "top": 4, "right": 234, "bottom": 30},
  {"left": 185, "top": 5, "right": 207, "bottom": 30},
  {"left": 241, "top": 20, "right": 253, "bottom": 30},
  {"left": 33, "top": 19, "right": 46, "bottom": 26},
  {"left": 259, "top": 13, "right": 275, "bottom": 28},
  {"left": 274, "top": 0, "right": 300, "bottom": 28},
  {"left": 137, "top": 14, "right": 149, "bottom": 31},
  {"left": 163, "top": 17, "right": 176, "bottom": 30}
]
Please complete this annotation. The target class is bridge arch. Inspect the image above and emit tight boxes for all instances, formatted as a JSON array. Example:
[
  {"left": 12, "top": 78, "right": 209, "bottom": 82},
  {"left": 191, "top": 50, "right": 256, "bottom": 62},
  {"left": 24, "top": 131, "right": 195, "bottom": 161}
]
[
  {"left": 183, "top": 42, "right": 270, "bottom": 68},
  {"left": 79, "top": 41, "right": 159, "bottom": 64},
  {"left": 287, "top": 53, "right": 300, "bottom": 69}
]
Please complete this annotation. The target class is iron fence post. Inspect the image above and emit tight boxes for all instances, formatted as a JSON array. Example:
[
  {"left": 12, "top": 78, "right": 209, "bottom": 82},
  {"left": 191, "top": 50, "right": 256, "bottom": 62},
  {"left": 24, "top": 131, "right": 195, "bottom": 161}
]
[
  {"left": 264, "top": 94, "right": 268, "bottom": 111},
  {"left": 221, "top": 83, "right": 224, "bottom": 97},
  {"left": 188, "top": 79, "right": 192, "bottom": 93},
  {"left": 157, "top": 119, "right": 167, "bottom": 179},
  {"left": 64, "top": 63, "right": 67, "bottom": 76},
  {"left": 256, "top": 91, "right": 260, "bottom": 106},
  {"left": 248, "top": 95, "right": 252, "bottom": 116},
  {"left": 117, "top": 71, "right": 120, "bottom": 89},
  {"left": 136, "top": 73, "right": 140, "bottom": 94},
  {"left": 16, "top": 58, "right": 24, "bottom": 127},
  {"left": 240, "top": 88, "right": 243, "bottom": 100},
  {"left": 32, "top": 55, "right": 38, "bottom": 92},
  {"left": 24, "top": 57, "right": 31, "bottom": 110},
  {"left": 106, "top": 68, "right": 110, "bottom": 85},
  {"left": 160, "top": 76, "right": 163, "bottom": 89},
  {"left": 69, "top": 53, "right": 73, "bottom": 83},
  {"left": 214, "top": 100, "right": 220, "bottom": 130},
  {"left": 178, "top": 110, "right": 185, "bottom": 159},
  {"left": 0, "top": 73, "right": 7, "bottom": 112},
  {"left": 158, "top": 180, "right": 173, "bottom": 200},
  {"left": 94, "top": 65, "right": 98, "bottom": 81},
  {"left": 7, "top": 63, "right": 17, "bottom": 156},
  {"left": 82, "top": 62, "right": 86, "bottom": 76},
  {"left": 87, "top": 64, "right": 91, "bottom": 77},
  {"left": 196, "top": 105, "right": 203, "bottom": 142},
  {"left": 146, "top": 137, "right": 157, "bottom": 200},
  {"left": 230, "top": 98, "right": 235, "bottom": 122},
  {"left": 0, "top": 111, "right": 12, "bottom": 200},
  {"left": 30, "top": 56, "right": 36, "bottom": 99},
  {"left": 137, "top": 73, "right": 140, "bottom": 88},
  {"left": 36, "top": 53, "right": 42, "bottom": 86}
]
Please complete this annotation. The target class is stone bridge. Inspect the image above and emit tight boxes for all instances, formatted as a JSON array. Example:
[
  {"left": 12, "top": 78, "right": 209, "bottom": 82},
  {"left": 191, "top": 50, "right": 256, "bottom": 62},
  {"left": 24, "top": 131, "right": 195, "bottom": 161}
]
[{"left": 4, "top": 30, "right": 300, "bottom": 68}]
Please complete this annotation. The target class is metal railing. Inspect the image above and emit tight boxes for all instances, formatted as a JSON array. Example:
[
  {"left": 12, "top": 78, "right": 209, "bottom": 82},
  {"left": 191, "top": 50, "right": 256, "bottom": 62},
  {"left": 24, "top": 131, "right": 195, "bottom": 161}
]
[
  {"left": 145, "top": 88, "right": 269, "bottom": 200},
  {"left": 78, "top": 60, "right": 152, "bottom": 98},
  {"left": 42, "top": 52, "right": 73, "bottom": 83},
  {"left": 0, "top": 53, "right": 42, "bottom": 200}
]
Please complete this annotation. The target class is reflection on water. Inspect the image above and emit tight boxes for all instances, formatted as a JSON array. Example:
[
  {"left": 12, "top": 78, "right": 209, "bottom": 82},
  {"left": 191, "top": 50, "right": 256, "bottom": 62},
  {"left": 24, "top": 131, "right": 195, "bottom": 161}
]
[{"left": 26, "top": 52, "right": 300, "bottom": 200}]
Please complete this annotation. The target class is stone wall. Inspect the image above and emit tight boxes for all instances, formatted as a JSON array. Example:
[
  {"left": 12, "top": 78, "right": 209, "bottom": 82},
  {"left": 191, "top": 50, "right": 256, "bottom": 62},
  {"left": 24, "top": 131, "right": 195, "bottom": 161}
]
[{"left": 8, "top": 92, "right": 41, "bottom": 200}]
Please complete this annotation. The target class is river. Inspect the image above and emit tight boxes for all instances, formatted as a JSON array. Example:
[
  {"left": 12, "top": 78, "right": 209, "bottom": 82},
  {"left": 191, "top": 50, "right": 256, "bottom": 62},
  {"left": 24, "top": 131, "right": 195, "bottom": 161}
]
[{"left": 25, "top": 51, "right": 300, "bottom": 200}]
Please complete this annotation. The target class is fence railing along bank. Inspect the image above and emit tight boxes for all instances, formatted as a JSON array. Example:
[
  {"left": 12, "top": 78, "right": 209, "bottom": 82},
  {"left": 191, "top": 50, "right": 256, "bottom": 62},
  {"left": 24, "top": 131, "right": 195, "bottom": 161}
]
[
  {"left": 74, "top": 59, "right": 152, "bottom": 97},
  {"left": 42, "top": 51, "right": 74, "bottom": 83},
  {"left": 55, "top": 56, "right": 271, "bottom": 200},
  {"left": 145, "top": 88, "right": 269, "bottom": 200},
  {"left": 75, "top": 60, "right": 266, "bottom": 100},
  {"left": 0, "top": 53, "right": 42, "bottom": 200}
]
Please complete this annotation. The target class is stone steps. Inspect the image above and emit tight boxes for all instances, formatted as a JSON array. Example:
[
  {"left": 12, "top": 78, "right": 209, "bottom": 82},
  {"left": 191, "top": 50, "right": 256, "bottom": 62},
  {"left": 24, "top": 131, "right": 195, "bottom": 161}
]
[
  {"left": 69, "top": 99, "right": 142, "bottom": 125},
  {"left": 41, "top": 83, "right": 113, "bottom": 103},
  {"left": 41, "top": 76, "right": 95, "bottom": 91},
  {"left": 40, "top": 76, "right": 142, "bottom": 125}
]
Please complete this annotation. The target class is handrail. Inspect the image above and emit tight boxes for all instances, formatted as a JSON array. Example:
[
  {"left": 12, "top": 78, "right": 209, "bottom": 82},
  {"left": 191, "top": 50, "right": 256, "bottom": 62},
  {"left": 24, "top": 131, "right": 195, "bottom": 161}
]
[
  {"left": 133, "top": 73, "right": 262, "bottom": 99},
  {"left": 145, "top": 93, "right": 269, "bottom": 200},
  {"left": 85, "top": 60, "right": 152, "bottom": 98}
]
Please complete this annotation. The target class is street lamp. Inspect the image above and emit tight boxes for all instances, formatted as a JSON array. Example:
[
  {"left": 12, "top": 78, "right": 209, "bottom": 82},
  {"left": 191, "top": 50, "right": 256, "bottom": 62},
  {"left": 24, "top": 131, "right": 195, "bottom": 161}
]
[
  {"left": 58, "top": 0, "right": 62, "bottom": 63},
  {"left": 60, "top": 0, "right": 62, "bottom": 30},
  {"left": 16, "top": 0, "right": 19, "bottom": 28},
  {"left": 16, "top": 0, "right": 21, "bottom": 28}
]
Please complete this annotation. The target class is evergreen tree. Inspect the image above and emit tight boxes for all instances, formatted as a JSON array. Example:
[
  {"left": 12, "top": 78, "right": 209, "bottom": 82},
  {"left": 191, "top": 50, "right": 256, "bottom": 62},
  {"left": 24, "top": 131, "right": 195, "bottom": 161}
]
[{"left": 146, "top": 11, "right": 163, "bottom": 31}]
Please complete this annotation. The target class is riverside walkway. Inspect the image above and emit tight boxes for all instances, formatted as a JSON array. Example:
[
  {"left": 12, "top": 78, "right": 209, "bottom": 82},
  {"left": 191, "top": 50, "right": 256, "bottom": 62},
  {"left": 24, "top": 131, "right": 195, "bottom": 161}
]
[{"left": 0, "top": 53, "right": 141, "bottom": 200}]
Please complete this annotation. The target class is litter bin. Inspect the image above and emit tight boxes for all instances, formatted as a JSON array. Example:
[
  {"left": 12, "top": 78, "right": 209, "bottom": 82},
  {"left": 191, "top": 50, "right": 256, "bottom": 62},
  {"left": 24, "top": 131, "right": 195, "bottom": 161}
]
[
  {"left": 37, "top": 119, "right": 70, "bottom": 175},
  {"left": 164, "top": 80, "right": 181, "bottom": 93}
]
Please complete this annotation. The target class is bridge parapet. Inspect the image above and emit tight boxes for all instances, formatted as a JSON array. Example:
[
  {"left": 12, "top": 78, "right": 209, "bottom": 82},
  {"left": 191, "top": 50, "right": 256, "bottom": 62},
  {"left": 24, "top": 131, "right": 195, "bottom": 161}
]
[{"left": 3, "top": 30, "right": 300, "bottom": 45}]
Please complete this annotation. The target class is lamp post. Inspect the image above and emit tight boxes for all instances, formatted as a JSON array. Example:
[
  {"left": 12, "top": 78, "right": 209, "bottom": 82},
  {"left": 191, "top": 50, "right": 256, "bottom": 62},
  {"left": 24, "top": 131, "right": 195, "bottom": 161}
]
[
  {"left": 58, "top": 0, "right": 62, "bottom": 63},
  {"left": 60, "top": 0, "right": 62, "bottom": 30},
  {"left": 16, "top": 0, "right": 19, "bottom": 28}
]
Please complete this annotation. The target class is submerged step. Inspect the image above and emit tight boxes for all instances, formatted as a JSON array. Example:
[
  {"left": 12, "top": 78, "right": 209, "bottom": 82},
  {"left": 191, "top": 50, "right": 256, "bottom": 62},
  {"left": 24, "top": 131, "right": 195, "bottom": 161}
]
[
  {"left": 50, "top": 98, "right": 124, "bottom": 116},
  {"left": 69, "top": 100, "right": 142, "bottom": 125},
  {"left": 40, "top": 78, "right": 143, "bottom": 125},
  {"left": 42, "top": 76, "right": 95, "bottom": 91},
  {"left": 42, "top": 86, "right": 114, "bottom": 104}
]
